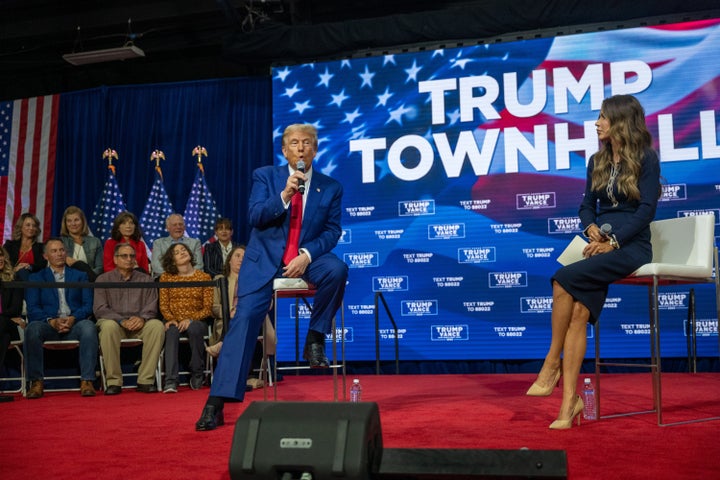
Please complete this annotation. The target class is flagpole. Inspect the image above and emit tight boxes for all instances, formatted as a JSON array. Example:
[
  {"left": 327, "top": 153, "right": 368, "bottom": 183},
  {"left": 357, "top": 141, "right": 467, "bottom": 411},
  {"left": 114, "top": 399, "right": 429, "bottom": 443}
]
[
  {"left": 184, "top": 145, "right": 220, "bottom": 243},
  {"left": 91, "top": 148, "right": 127, "bottom": 242},
  {"left": 140, "top": 149, "right": 175, "bottom": 245}
]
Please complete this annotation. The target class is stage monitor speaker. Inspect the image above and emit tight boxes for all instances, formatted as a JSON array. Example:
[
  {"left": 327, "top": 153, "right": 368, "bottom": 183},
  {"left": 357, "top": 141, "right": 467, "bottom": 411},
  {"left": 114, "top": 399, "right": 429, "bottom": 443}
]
[{"left": 229, "top": 401, "right": 383, "bottom": 480}]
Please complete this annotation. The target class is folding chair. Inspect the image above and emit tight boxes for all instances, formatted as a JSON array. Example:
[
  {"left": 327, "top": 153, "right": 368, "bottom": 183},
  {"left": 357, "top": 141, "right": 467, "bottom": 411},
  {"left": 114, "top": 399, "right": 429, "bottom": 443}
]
[
  {"left": 0, "top": 325, "right": 25, "bottom": 395},
  {"left": 99, "top": 338, "right": 162, "bottom": 390},
  {"left": 159, "top": 318, "right": 214, "bottom": 389},
  {"left": 41, "top": 340, "right": 83, "bottom": 392}
]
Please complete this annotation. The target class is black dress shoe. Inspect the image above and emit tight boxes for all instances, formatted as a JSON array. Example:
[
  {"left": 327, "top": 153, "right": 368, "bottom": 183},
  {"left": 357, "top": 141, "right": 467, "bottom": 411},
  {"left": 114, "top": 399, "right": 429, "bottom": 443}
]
[
  {"left": 195, "top": 405, "right": 224, "bottom": 431},
  {"left": 303, "top": 342, "right": 329, "bottom": 368},
  {"left": 105, "top": 385, "right": 122, "bottom": 396},
  {"left": 136, "top": 383, "right": 157, "bottom": 393}
]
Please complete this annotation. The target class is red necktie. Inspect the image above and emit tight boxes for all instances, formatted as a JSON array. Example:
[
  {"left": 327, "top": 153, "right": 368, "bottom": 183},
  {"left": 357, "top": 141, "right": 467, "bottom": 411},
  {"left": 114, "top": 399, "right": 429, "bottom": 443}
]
[{"left": 282, "top": 192, "right": 303, "bottom": 265}]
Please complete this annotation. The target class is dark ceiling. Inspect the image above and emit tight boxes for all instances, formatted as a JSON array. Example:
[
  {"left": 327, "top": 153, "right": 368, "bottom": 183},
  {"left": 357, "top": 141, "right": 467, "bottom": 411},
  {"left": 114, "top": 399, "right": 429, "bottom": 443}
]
[{"left": 2, "top": 0, "right": 719, "bottom": 101}]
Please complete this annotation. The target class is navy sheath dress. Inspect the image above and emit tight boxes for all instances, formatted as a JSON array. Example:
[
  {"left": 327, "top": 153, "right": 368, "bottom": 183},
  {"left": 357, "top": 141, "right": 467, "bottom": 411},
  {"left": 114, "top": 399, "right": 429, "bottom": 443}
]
[{"left": 553, "top": 149, "right": 660, "bottom": 324}]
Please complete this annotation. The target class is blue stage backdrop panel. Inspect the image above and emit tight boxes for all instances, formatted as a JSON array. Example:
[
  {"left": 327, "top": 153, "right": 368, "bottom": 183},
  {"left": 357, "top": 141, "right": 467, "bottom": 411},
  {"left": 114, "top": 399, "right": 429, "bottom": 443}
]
[{"left": 271, "top": 18, "right": 720, "bottom": 362}]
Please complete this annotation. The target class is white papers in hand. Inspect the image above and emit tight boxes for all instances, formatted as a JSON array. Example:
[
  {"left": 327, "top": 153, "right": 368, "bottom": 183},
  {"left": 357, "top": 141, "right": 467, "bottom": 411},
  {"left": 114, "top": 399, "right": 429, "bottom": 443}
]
[{"left": 557, "top": 235, "right": 588, "bottom": 266}]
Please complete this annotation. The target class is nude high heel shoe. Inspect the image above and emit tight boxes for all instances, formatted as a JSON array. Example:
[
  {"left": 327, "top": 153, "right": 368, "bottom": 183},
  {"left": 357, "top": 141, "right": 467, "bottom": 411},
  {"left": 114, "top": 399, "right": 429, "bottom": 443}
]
[
  {"left": 205, "top": 341, "right": 223, "bottom": 358},
  {"left": 526, "top": 366, "right": 561, "bottom": 396},
  {"left": 549, "top": 395, "right": 584, "bottom": 430}
]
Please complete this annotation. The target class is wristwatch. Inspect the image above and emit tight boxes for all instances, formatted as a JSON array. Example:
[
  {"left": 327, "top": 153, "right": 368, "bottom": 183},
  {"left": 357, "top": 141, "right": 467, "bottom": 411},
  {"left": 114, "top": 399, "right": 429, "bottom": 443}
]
[{"left": 608, "top": 235, "right": 620, "bottom": 249}]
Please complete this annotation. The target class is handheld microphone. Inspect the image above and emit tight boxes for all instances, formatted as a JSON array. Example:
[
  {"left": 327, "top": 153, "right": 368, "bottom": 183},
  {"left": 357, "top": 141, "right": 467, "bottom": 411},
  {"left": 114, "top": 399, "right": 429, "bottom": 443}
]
[
  {"left": 599, "top": 223, "right": 613, "bottom": 239},
  {"left": 296, "top": 160, "right": 306, "bottom": 195}
]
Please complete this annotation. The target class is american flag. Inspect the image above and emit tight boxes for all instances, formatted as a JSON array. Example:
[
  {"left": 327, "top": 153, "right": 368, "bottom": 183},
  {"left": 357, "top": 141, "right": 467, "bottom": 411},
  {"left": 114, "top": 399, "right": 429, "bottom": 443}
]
[
  {"left": 183, "top": 169, "right": 220, "bottom": 243},
  {"left": 0, "top": 95, "right": 59, "bottom": 244},
  {"left": 90, "top": 169, "right": 127, "bottom": 242},
  {"left": 140, "top": 171, "right": 175, "bottom": 245}
]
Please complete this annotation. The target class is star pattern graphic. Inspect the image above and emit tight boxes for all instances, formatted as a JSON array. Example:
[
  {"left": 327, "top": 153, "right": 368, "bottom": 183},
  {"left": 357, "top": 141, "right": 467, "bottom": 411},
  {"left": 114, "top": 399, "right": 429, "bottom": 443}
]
[{"left": 271, "top": 41, "right": 537, "bottom": 181}]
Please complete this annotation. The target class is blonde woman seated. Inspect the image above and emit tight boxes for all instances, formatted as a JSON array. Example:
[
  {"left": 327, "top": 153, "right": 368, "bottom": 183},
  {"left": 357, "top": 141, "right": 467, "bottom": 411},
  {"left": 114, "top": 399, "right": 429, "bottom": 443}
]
[
  {"left": 159, "top": 243, "right": 213, "bottom": 393},
  {"left": 60, "top": 206, "right": 103, "bottom": 281},
  {"left": 209, "top": 245, "right": 275, "bottom": 389},
  {"left": 3, "top": 212, "right": 46, "bottom": 280}
]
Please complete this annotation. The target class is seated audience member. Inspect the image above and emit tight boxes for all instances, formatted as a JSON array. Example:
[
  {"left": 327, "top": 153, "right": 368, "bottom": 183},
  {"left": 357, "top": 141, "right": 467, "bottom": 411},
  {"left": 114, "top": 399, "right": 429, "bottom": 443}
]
[
  {"left": 203, "top": 218, "right": 238, "bottom": 278},
  {"left": 209, "top": 244, "right": 275, "bottom": 390},
  {"left": 3, "top": 212, "right": 46, "bottom": 280},
  {"left": 151, "top": 213, "right": 203, "bottom": 276},
  {"left": 24, "top": 238, "right": 97, "bottom": 399},
  {"left": 94, "top": 243, "right": 165, "bottom": 395},
  {"left": 208, "top": 244, "right": 244, "bottom": 356},
  {"left": 60, "top": 206, "right": 103, "bottom": 281},
  {"left": 0, "top": 247, "right": 24, "bottom": 402},
  {"left": 103, "top": 211, "right": 150, "bottom": 274},
  {"left": 159, "top": 243, "right": 213, "bottom": 393}
]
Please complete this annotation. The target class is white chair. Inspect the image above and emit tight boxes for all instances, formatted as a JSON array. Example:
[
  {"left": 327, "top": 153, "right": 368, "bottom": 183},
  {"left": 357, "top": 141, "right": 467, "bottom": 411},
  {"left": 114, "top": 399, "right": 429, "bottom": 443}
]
[
  {"left": 99, "top": 338, "right": 163, "bottom": 391},
  {"left": 263, "top": 278, "right": 346, "bottom": 401},
  {"left": 0, "top": 324, "right": 25, "bottom": 395},
  {"left": 595, "top": 213, "right": 719, "bottom": 426}
]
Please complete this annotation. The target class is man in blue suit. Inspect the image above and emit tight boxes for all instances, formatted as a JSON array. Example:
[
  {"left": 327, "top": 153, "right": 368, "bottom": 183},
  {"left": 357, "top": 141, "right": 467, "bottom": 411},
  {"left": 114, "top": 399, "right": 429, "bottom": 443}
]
[
  {"left": 24, "top": 238, "right": 97, "bottom": 398},
  {"left": 196, "top": 124, "right": 348, "bottom": 431}
]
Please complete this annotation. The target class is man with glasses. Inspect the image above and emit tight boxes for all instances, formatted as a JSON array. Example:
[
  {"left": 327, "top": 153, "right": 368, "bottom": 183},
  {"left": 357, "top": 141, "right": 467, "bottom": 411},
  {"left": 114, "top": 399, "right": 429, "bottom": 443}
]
[
  {"left": 94, "top": 243, "right": 165, "bottom": 395},
  {"left": 24, "top": 238, "right": 97, "bottom": 398}
]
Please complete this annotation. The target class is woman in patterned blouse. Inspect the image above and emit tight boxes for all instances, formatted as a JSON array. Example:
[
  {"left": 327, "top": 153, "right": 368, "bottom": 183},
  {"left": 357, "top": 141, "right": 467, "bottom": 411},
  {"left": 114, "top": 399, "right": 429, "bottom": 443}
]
[{"left": 159, "top": 243, "right": 213, "bottom": 393}]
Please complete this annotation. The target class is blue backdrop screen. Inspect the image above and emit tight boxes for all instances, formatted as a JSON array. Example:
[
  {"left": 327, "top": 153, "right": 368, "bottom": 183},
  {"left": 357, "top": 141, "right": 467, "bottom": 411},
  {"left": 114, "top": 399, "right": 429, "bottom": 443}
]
[{"left": 271, "top": 19, "right": 720, "bottom": 361}]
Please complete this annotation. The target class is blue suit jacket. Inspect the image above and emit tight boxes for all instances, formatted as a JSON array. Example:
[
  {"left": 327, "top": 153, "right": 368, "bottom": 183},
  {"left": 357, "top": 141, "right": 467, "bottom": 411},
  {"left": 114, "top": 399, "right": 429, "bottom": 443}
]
[
  {"left": 26, "top": 267, "right": 93, "bottom": 322},
  {"left": 239, "top": 165, "right": 343, "bottom": 296}
]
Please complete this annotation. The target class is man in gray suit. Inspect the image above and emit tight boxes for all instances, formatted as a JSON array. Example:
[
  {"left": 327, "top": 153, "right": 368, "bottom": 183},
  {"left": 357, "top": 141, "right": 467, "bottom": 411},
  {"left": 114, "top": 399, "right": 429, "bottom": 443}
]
[{"left": 150, "top": 214, "right": 203, "bottom": 276}]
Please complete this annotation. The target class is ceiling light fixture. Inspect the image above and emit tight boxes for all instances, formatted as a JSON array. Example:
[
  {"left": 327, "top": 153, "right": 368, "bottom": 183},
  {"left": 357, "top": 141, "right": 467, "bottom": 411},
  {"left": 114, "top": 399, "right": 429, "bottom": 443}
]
[{"left": 62, "top": 44, "right": 145, "bottom": 66}]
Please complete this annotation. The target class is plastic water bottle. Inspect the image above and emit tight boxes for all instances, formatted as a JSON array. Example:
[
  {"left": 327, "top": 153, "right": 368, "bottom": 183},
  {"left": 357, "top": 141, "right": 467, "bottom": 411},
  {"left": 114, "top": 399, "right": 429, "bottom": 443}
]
[
  {"left": 582, "top": 378, "right": 597, "bottom": 420},
  {"left": 350, "top": 378, "right": 362, "bottom": 403}
]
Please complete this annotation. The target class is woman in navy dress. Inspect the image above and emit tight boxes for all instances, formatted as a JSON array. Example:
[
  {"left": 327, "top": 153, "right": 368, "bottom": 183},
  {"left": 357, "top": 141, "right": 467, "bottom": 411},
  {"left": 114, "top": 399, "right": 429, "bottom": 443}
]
[{"left": 526, "top": 94, "right": 661, "bottom": 429}]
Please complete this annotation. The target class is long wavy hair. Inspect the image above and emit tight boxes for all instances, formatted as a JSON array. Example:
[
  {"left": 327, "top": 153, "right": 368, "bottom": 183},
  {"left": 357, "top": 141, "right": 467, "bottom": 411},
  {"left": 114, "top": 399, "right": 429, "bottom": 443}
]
[
  {"left": 161, "top": 242, "right": 196, "bottom": 275},
  {"left": 591, "top": 95, "right": 653, "bottom": 201},
  {"left": 222, "top": 244, "right": 246, "bottom": 277},
  {"left": 0, "top": 246, "right": 15, "bottom": 282},
  {"left": 11, "top": 212, "right": 41, "bottom": 241}
]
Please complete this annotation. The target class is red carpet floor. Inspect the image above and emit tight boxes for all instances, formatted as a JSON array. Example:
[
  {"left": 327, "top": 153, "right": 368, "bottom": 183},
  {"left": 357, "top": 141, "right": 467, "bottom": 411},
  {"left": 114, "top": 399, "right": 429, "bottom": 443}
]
[{"left": 1, "top": 373, "right": 719, "bottom": 479}]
